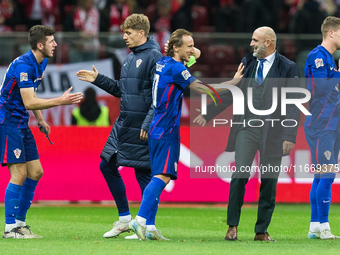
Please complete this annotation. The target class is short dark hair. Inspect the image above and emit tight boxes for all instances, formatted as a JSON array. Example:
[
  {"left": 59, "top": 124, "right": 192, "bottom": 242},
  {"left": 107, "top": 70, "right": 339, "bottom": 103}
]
[
  {"left": 120, "top": 14, "right": 150, "bottom": 36},
  {"left": 28, "top": 25, "right": 55, "bottom": 50},
  {"left": 321, "top": 16, "right": 340, "bottom": 39},
  {"left": 166, "top": 29, "right": 193, "bottom": 57}
]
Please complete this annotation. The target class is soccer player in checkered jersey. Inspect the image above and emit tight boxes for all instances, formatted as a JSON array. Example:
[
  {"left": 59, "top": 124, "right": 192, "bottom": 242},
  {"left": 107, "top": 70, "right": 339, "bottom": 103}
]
[
  {"left": 304, "top": 16, "right": 340, "bottom": 240},
  {"left": 129, "top": 29, "right": 244, "bottom": 240},
  {"left": 0, "top": 25, "right": 83, "bottom": 238}
]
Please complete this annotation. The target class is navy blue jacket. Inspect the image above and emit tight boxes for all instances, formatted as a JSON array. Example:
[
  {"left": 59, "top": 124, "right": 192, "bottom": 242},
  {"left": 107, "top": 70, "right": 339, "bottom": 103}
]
[
  {"left": 205, "top": 52, "right": 301, "bottom": 158},
  {"left": 92, "top": 38, "right": 163, "bottom": 168}
]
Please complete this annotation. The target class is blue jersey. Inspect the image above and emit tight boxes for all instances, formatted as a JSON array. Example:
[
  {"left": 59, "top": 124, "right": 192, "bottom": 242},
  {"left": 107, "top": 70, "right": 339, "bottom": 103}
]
[
  {"left": 304, "top": 45, "right": 340, "bottom": 130},
  {"left": 149, "top": 56, "right": 196, "bottom": 140},
  {"left": 0, "top": 51, "right": 47, "bottom": 128}
]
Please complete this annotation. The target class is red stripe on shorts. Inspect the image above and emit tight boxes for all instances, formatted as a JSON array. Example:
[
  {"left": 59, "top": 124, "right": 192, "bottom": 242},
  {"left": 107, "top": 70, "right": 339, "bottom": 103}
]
[
  {"left": 3, "top": 136, "right": 8, "bottom": 163},
  {"left": 162, "top": 147, "right": 171, "bottom": 174}
]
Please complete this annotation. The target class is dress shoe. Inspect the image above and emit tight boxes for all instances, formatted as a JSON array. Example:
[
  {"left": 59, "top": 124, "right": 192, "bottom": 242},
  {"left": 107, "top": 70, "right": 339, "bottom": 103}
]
[
  {"left": 224, "top": 226, "right": 237, "bottom": 241},
  {"left": 254, "top": 232, "right": 276, "bottom": 241}
]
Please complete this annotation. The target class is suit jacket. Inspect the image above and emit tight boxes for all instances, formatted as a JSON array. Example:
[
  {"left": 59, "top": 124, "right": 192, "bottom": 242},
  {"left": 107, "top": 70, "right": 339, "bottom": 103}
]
[{"left": 205, "top": 51, "right": 301, "bottom": 158}]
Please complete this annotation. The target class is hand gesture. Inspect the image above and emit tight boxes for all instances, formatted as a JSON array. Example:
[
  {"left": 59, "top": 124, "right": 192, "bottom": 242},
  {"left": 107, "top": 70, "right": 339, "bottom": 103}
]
[
  {"left": 193, "top": 109, "right": 207, "bottom": 127},
  {"left": 60, "top": 87, "right": 83, "bottom": 105},
  {"left": 234, "top": 63, "right": 244, "bottom": 79},
  {"left": 76, "top": 65, "right": 99, "bottom": 83},
  {"left": 228, "top": 63, "right": 245, "bottom": 85},
  {"left": 164, "top": 40, "right": 169, "bottom": 54}
]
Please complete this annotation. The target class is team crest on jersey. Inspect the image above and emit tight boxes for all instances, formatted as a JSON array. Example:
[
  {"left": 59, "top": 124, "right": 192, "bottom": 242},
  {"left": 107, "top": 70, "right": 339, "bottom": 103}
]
[
  {"left": 324, "top": 150, "right": 331, "bottom": 160},
  {"left": 156, "top": 63, "right": 164, "bottom": 72},
  {"left": 20, "top": 72, "right": 28, "bottom": 82},
  {"left": 181, "top": 70, "right": 191, "bottom": 80},
  {"left": 13, "top": 149, "right": 21, "bottom": 159},
  {"left": 174, "top": 162, "right": 178, "bottom": 172},
  {"left": 136, "top": 59, "right": 142, "bottom": 68},
  {"left": 315, "top": 58, "right": 324, "bottom": 69}
]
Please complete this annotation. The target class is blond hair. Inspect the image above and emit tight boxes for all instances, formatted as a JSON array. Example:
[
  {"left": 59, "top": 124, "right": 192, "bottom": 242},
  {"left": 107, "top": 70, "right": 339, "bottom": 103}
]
[{"left": 321, "top": 16, "right": 340, "bottom": 39}]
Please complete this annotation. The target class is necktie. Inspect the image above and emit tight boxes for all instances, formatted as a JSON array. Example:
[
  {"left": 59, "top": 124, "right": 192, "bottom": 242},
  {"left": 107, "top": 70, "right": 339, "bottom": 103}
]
[{"left": 256, "top": 59, "right": 266, "bottom": 85}]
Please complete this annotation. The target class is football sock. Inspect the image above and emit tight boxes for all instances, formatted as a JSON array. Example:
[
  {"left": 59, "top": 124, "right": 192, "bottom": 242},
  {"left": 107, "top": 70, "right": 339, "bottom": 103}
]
[
  {"left": 316, "top": 173, "right": 335, "bottom": 224},
  {"left": 146, "top": 225, "right": 157, "bottom": 232},
  {"left": 4, "top": 182, "right": 22, "bottom": 225},
  {"left": 5, "top": 223, "right": 16, "bottom": 233},
  {"left": 99, "top": 159, "right": 129, "bottom": 215},
  {"left": 146, "top": 195, "right": 160, "bottom": 226},
  {"left": 137, "top": 177, "right": 166, "bottom": 219},
  {"left": 119, "top": 214, "right": 132, "bottom": 223},
  {"left": 320, "top": 222, "right": 331, "bottom": 232},
  {"left": 16, "top": 178, "right": 38, "bottom": 222},
  {"left": 135, "top": 215, "right": 147, "bottom": 226},
  {"left": 309, "top": 222, "right": 320, "bottom": 232},
  {"left": 15, "top": 219, "right": 26, "bottom": 227},
  {"left": 310, "top": 174, "right": 320, "bottom": 223}
]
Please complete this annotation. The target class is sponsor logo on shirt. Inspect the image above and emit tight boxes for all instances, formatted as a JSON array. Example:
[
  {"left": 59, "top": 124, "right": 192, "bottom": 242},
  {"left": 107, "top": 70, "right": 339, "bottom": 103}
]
[
  {"left": 181, "top": 70, "right": 191, "bottom": 80},
  {"left": 13, "top": 148, "right": 21, "bottom": 159},
  {"left": 174, "top": 162, "right": 178, "bottom": 172},
  {"left": 136, "top": 59, "right": 142, "bottom": 68},
  {"left": 20, "top": 72, "right": 28, "bottom": 82},
  {"left": 315, "top": 58, "right": 324, "bottom": 69}
]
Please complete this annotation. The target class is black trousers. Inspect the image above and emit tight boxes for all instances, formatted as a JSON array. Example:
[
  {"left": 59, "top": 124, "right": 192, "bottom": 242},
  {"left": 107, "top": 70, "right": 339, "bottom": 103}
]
[{"left": 227, "top": 127, "right": 281, "bottom": 233}]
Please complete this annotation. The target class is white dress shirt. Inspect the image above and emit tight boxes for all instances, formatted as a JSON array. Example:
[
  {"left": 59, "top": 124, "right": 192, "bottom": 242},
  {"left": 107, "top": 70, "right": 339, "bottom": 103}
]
[{"left": 255, "top": 50, "right": 276, "bottom": 80}]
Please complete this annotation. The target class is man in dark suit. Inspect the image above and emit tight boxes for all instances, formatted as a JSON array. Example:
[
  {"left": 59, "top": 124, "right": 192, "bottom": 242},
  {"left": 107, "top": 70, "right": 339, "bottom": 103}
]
[{"left": 194, "top": 26, "right": 301, "bottom": 241}]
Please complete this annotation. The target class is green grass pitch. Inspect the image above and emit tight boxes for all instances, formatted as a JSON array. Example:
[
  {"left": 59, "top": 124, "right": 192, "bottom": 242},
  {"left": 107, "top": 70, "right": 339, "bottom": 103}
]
[{"left": 0, "top": 204, "right": 340, "bottom": 254}]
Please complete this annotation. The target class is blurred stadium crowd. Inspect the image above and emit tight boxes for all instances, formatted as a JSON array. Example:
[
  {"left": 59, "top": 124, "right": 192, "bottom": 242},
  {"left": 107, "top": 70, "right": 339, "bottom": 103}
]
[
  {"left": 1, "top": 0, "right": 339, "bottom": 34},
  {"left": 1, "top": 0, "right": 339, "bottom": 78}
]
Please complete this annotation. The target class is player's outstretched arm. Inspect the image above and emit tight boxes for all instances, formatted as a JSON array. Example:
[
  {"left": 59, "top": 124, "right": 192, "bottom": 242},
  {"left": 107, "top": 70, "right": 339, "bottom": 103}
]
[
  {"left": 189, "top": 63, "right": 244, "bottom": 94},
  {"left": 76, "top": 65, "right": 98, "bottom": 83},
  {"left": 219, "top": 62, "right": 244, "bottom": 87},
  {"left": 21, "top": 86, "right": 83, "bottom": 110},
  {"left": 193, "top": 109, "right": 207, "bottom": 127},
  {"left": 77, "top": 65, "right": 121, "bottom": 97}
]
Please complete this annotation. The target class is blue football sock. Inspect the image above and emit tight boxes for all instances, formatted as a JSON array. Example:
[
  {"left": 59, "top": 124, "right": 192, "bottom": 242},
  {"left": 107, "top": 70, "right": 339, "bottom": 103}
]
[
  {"left": 146, "top": 195, "right": 160, "bottom": 226},
  {"left": 135, "top": 170, "right": 156, "bottom": 225},
  {"left": 316, "top": 173, "right": 335, "bottom": 223},
  {"left": 5, "top": 183, "right": 22, "bottom": 224},
  {"left": 310, "top": 174, "right": 320, "bottom": 222},
  {"left": 137, "top": 177, "right": 166, "bottom": 219},
  {"left": 99, "top": 159, "right": 129, "bottom": 215},
  {"left": 16, "top": 178, "right": 38, "bottom": 222}
]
